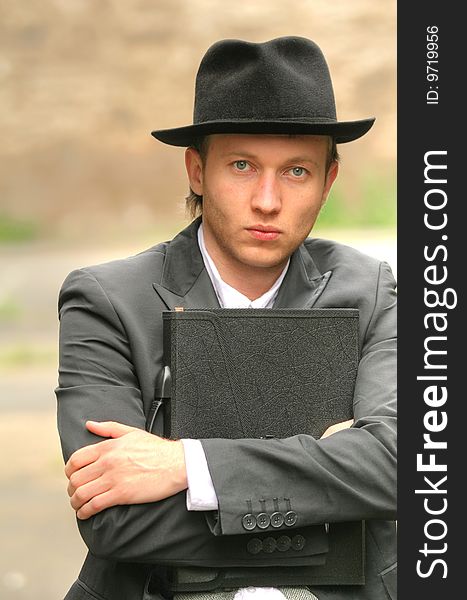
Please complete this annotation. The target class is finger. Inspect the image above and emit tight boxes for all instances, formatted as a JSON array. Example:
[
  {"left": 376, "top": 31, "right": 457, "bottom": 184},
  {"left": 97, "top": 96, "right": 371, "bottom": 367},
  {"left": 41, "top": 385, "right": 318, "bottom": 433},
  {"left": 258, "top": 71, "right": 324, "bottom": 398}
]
[
  {"left": 67, "top": 460, "right": 104, "bottom": 497},
  {"left": 65, "top": 444, "right": 101, "bottom": 479},
  {"left": 70, "top": 477, "right": 111, "bottom": 512},
  {"left": 67, "top": 480, "right": 76, "bottom": 498},
  {"left": 86, "top": 420, "right": 137, "bottom": 438},
  {"left": 76, "top": 489, "right": 119, "bottom": 520}
]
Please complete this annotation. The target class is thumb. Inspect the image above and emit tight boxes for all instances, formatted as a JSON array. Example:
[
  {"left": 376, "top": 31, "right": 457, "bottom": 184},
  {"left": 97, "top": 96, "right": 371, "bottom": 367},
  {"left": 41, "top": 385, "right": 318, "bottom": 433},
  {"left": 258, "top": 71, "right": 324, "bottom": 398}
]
[{"left": 86, "top": 420, "right": 137, "bottom": 438}]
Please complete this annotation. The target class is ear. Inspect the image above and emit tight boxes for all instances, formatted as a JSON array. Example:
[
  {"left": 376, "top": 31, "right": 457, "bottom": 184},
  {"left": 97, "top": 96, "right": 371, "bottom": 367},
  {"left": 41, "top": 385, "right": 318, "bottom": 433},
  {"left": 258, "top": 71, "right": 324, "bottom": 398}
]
[
  {"left": 185, "top": 147, "right": 204, "bottom": 196},
  {"left": 321, "top": 160, "right": 339, "bottom": 205}
]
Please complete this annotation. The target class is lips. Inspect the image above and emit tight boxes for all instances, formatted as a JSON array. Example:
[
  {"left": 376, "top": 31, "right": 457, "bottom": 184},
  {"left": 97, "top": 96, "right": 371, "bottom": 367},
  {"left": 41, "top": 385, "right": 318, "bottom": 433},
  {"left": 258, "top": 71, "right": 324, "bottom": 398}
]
[{"left": 246, "top": 225, "right": 282, "bottom": 241}]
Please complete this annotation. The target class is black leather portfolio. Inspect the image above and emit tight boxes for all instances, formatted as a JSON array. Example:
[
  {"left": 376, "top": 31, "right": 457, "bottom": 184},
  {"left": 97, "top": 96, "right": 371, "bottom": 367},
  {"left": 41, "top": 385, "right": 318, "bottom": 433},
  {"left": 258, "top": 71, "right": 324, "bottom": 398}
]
[
  {"left": 161, "top": 308, "right": 359, "bottom": 440},
  {"left": 150, "top": 308, "right": 364, "bottom": 588}
]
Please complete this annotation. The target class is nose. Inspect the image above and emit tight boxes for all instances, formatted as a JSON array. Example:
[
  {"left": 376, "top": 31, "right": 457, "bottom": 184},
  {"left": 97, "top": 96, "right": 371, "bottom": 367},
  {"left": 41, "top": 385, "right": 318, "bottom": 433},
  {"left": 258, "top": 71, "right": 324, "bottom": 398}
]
[{"left": 250, "top": 172, "right": 281, "bottom": 214}]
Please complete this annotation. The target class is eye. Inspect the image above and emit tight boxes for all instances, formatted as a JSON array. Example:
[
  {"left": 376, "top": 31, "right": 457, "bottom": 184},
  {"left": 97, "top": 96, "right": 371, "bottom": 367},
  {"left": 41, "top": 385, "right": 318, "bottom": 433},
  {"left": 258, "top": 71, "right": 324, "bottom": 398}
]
[
  {"left": 234, "top": 160, "right": 249, "bottom": 171},
  {"left": 289, "top": 166, "right": 307, "bottom": 177}
]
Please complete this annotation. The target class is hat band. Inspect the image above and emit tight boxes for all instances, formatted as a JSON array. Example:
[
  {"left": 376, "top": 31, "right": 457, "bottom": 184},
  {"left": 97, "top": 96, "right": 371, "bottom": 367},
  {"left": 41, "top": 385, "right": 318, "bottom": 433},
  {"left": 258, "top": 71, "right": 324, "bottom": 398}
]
[{"left": 192, "top": 116, "right": 338, "bottom": 125}]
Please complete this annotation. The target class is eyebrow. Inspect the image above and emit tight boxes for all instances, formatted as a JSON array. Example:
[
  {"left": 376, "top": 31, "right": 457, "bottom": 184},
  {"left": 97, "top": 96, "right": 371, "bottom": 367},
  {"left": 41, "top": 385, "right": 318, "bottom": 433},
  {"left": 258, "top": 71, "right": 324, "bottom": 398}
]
[{"left": 286, "top": 156, "right": 321, "bottom": 168}]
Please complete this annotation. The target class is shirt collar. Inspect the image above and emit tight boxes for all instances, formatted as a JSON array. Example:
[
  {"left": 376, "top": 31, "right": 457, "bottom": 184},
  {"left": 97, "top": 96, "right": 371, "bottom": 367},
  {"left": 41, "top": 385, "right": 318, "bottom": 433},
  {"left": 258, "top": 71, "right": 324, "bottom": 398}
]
[{"left": 197, "top": 223, "right": 289, "bottom": 309}]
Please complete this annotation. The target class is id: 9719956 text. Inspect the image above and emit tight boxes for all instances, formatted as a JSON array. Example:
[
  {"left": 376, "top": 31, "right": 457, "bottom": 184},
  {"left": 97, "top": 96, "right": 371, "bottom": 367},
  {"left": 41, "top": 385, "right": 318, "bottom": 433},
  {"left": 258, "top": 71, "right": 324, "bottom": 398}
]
[{"left": 426, "top": 26, "right": 439, "bottom": 105}]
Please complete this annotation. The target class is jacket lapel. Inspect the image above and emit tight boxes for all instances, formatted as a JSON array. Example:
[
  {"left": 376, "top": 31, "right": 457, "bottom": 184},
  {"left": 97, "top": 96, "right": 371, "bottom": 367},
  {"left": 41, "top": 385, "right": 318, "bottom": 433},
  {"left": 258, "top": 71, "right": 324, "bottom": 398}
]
[
  {"left": 153, "top": 219, "right": 331, "bottom": 310},
  {"left": 273, "top": 244, "right": 332, "bottom": 309},
  {"left": 153, "top": 218, "right": 220, "bottom": 310}
]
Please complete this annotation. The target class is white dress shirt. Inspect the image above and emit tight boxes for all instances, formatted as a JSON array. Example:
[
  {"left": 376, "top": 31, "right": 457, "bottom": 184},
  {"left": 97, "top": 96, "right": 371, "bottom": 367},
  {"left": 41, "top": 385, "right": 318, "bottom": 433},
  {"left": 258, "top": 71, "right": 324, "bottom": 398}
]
[{"left": 181, "top": 224, "right": 290, "bottom": 600}]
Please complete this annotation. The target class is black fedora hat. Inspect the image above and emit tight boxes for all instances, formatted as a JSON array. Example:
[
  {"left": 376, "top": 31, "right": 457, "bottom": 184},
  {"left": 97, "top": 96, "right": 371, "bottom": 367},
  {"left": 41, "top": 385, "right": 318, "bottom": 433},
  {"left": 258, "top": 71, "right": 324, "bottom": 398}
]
[{"left": 151, "top": 36, "right": 375, "bottom": 146}]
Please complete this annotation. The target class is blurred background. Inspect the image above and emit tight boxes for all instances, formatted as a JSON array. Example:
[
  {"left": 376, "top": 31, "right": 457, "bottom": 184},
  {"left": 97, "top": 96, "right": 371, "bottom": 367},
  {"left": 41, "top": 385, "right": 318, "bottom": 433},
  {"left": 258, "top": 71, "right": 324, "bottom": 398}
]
[{"left": 0, "top": 1, "right": 396, "bottom": 598}]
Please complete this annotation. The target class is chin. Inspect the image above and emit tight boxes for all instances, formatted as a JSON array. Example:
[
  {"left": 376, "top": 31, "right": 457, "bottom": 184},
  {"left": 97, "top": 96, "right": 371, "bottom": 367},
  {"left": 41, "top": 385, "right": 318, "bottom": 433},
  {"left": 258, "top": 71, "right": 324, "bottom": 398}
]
[{"left": 239, "top": 250, "right": 290, "bottom": 270}]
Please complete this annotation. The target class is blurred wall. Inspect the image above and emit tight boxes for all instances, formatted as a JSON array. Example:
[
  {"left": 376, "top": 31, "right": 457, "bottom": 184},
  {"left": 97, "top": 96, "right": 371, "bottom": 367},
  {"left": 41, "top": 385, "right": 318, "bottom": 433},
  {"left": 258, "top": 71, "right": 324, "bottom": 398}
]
[{"left": 1, "top": 0, "right": 396, "bottom": 241}]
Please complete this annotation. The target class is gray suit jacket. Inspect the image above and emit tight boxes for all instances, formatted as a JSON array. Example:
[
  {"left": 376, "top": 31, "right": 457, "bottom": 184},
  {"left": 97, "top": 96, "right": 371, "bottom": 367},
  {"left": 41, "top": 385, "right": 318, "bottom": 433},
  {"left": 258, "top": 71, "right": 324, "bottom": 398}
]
[{"left": 56, "top": 218, "right": 397, "bottom": 600}]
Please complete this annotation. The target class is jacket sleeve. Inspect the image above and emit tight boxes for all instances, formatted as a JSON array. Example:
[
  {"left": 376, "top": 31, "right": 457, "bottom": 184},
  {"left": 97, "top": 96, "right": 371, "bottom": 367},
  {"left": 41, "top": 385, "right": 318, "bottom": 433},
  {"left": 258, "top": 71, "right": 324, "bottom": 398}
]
[
  {"left": 55, "top": 268, "right": 211, "bottom": 563},
  {"left": 200, "top": 261, "right": 397, "bottom": 536}
]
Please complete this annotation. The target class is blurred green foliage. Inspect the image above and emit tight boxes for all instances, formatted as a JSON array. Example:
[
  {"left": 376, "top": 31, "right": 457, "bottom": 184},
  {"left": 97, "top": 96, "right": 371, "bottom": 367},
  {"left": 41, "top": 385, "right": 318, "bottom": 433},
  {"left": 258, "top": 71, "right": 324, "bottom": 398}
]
[
  {"left": 0, "top": 297, "right": 22, "bottom": 322},
  {"left": 0, "top": 344, "right": 57, "bottom": 368},
  {"left": 317, "top": 173, "right": 396, "bottom": 228},
  {"left": 0, "top": 214, "right": 39, "bottom": 242}
]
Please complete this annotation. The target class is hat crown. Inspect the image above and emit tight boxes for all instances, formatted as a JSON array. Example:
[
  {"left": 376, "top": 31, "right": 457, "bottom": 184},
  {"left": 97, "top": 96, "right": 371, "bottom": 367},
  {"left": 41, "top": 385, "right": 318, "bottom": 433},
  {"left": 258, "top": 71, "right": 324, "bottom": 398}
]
[
  {"left": 151, "top": 36, "right": 375, "bottom": 146},
  {"left": 193, "top": 37, "right": 337, "bottom": 125}
]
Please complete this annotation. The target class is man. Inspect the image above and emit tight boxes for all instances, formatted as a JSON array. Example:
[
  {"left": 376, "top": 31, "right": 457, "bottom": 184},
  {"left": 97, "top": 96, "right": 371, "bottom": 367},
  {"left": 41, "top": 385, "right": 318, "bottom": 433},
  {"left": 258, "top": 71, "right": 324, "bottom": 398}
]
[{"left": 56, "top": 37, "right": 396, "bottom": 600}]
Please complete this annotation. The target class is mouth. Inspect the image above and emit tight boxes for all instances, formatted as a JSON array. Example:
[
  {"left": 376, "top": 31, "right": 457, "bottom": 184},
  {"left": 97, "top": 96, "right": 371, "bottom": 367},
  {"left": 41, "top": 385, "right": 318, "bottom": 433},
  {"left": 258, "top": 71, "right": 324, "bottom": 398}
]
[{"left": 245, "top": 225, "right": 282, "bottom": 241}]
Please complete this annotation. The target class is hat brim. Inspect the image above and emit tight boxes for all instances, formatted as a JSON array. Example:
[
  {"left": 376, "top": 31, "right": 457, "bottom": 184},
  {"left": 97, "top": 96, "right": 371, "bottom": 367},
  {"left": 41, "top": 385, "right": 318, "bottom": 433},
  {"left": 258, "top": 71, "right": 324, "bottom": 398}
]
[{"left": 151, "top": 118, "right": 375, "bottom": 146}]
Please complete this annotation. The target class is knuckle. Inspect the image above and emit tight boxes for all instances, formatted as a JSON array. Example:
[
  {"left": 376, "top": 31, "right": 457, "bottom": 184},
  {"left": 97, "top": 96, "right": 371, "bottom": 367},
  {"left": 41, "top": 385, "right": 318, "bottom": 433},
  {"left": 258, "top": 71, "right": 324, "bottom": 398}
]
[
  {"left": 100, "top": 453, "right": 112, "bottom": 469},
  {"left": 90, "top": 495, "right": 105, "bottom": 513},
  {"left": 68, "top": 455, "right": 79, "bottom": 471},
  {"left": 89, "top": 497, "right": 100, "bottom": 511},
  {"left": 74, "top": 488, "right": 86, "bottom": 504}
]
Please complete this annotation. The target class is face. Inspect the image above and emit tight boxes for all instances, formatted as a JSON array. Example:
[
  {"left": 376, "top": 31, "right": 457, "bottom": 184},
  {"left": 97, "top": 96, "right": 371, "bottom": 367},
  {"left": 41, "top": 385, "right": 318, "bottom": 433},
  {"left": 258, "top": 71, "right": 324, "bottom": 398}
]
[{"left": 185, "top": 133, "right": 338, "bottom": 278}]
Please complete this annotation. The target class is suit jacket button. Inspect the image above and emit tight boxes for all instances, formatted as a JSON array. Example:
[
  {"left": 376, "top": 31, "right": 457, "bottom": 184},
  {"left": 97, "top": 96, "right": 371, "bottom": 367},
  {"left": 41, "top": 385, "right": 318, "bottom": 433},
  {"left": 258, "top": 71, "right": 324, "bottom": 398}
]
[
  {"left": 291, "top": 534, "right": 306, "bottom": 551},
  {"left": 284, "top": 511, "right": 298, "bottom": 527},
  {"left": 262, "top": 537, "right": 277, "bottom": 553},
  {"left": 256, "top": 513, "right": 271, "bottom": 529},
  {"left": 242, "top": 514, "right": 257, "bottom": 531},
  {"left": 277, "top": 535, "right": 291, "bottom": 552},
  {"left": 247, "top": 538, "right": 263, "bottom": 555},
  {"left": 270, "top": 512, "right": 284, "bottom": 528}
]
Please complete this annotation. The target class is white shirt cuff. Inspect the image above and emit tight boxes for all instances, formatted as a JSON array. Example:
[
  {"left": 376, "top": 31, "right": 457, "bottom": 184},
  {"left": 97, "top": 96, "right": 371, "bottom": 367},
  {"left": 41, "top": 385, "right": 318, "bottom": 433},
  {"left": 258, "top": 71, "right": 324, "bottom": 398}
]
[{"left": 181, "top": 439, "right": 219, "bottom": 511}]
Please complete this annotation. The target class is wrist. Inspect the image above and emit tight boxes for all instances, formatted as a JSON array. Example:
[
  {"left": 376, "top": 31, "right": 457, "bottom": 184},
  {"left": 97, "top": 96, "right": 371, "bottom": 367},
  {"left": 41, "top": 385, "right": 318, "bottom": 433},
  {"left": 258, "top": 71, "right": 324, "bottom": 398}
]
[{"left": 172, "top": 439, "right": 188, "bottom": 492}]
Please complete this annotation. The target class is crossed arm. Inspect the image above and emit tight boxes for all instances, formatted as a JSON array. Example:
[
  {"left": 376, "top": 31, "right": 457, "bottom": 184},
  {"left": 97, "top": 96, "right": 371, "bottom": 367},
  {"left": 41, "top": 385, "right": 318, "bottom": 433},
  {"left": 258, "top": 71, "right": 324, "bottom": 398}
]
[{"left": 65, "top": 418, "right": 353, "bottom": 520}]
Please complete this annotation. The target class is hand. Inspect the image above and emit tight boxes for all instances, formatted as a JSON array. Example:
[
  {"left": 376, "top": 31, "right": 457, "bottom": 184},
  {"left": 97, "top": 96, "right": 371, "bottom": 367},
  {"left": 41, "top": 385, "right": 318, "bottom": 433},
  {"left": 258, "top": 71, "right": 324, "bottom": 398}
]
[
  {"left": 321, "top": 419, "right": 354, "bottom": 439},
  {"left": 65, "top": 421, "right": 187, "bottom": 520}
]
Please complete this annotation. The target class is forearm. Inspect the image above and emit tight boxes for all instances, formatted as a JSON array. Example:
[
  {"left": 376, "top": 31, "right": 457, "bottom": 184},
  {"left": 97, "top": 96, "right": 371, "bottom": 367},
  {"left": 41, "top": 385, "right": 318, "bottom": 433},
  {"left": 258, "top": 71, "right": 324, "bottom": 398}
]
[{"left": 201, "top": 417, "right": 396, "bottom": 536}]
